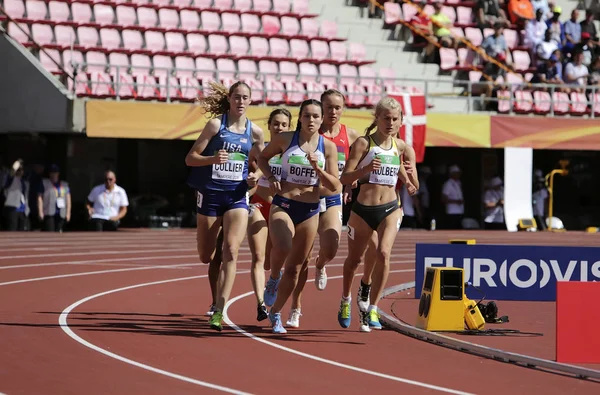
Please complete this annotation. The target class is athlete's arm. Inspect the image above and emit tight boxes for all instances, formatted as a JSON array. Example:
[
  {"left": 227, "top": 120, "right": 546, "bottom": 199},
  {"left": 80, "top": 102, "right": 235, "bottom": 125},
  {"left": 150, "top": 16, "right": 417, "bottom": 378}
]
[
  {"left": 248, "top": 123, "right": 266, "bottom": 182},
  {"left": 257, "top": 132, "right": 286, "bottom": 181},
  {"left": 313, "top": 139, "right": 342, "bottom": 193},
  {"left": 394, "top": 138, "right": 411, "bottom": 188},
  {"left": 403, "top": 145, "right": 419, "bottom": 190},
  {"left": 340, "top": 136, "right": 376, "bottom": 185},
  {"left": 344, "top": 127, "right": 361, "bottom": 195},
  {"left": 184, "top": 118, "right": 227, "bottom": 167}
]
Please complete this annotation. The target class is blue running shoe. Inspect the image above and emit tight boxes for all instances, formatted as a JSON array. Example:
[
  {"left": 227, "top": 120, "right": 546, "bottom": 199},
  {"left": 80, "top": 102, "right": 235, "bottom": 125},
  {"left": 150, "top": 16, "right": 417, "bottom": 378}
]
[
  {"left": 368, "top": 309, "right": 382, "bottom": 330},
  {"left": 264, "top": 272, "right": 281, "bottom": 307},
  {"left": 338, "top": 300, "right": 351, "bottom": 328},
  {"left": 269, "top": 311, "right": 287, "bottom": 334}
]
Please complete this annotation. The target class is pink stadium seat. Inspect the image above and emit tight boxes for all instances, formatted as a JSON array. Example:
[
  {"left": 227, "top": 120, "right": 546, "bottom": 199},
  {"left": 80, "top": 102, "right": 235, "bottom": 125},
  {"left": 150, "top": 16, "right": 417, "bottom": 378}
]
[
  {"left": 300, "top": 18, "right": 319, "bottom": 39},
  {"left": 137, "top": 7, "right": 159, "bottom": 30},
  {"left": 62, "top": 49, "right": 85, "bottom": 73},
  {"left": 319, "top": 20, "right": 338, "bottom": 41},
  {"left": 86, "top": 51, "right": 108, "bottom": 73},
  {"left": 249, "top": 36, "right": 270, "bottom": 60},
  {"left": 464, "top": 28, "right": 482, "bottom": 47},
  {"left": 195, "top": 57, "right": 216, "bottom": 80},
  {"left": 71, "top": 3, "right": 93, "bottom": 25},
  {"left": 261, "top": 15, "right": 281, "bottom": 36},
  {"left": 299, "top": 62, "right": 318, "bottom": 81},
  {"left": 401, "top": 4, "right": 417, "bottom": 22},
  {"left": 591, "top": 93, "right": 600, "bottom": 115},
  {"left": 450, "top": 27, "right": 464, "bottom": 38},
  {"left": 279, "top": 61, "right": 299, "bottom": 82},
  {"left": 310, "top": 40, "right": 329, "bottom": 63},
  {"left": 533, "top": 90, "right": 551, "bottom": 114},
  {"left": 221, "top": 12, "right": 242, "bottom": 34},
  {"left": 497, "top": 90, "right": 512, "bottom": 113},
  {"left": 348, "top": 42, "right": 372, "bottom": 66},
  {"left": 94, "top": 5, "right": 116, "bottom": 27},
  {"left": 213, "top": 0, "right": 234, "bottom": 11},
  {"left": 122, "top": 29, "right": 145, "bottom": 53},
  {"left": 339, "top": 64, "right": 358, "bottom": 85},
  {"left": 258, "top": 60, "right": 278, "bottom": 80},
  {"left": 26, "top": 1, "right": 48, "bottom": 23},
  {"left": 136, "top": 74, "right": 160, "bottom": 100},
  {"left": 187, "top": 33, "right": 208, "bottom": 56},
  {"left": 278, "top": 61, "right": 304, "bottom": 104},
  {"left": 159, "top": 75, "right": 183, "bottom": 100},
  {"left": 505, "top": 72, "right": 525, "bottom": 90},
  {"left": 3, "top": 0, "right": 26, "bottom": 20},
  {"left": 289, "top": 39, "right": 310, "bottom": 62},
  {"left": 215, "top": 58, "right": 236, "bottom": 80},
  {"left": 483, "top": 28, "right": 494, "bottom": 38},
  {"left": 241, "top": 14, "right": 261, "bottom": 36},
  {"left": 77, "top": 26, "right": 100, "bottom": 50},
  {"left": 116, "top": 6, "right": 137, "bottom": 28},
  {"left": 513, "top": 90, "right": 533, "bottom": 113},
  {"left": 131, "top": 54, "right": 152, "bottom": 75},
  {"left": 238, "top": 59, "right": 258, "bottom": 80},
  {"left": 269, "top": 38, "right": 289, "bottom": 60},
  {"left": 280, "top": 16, "right": 301, "bottom": 38},
  {"left": 31, "top": 24, "right": 54, "bottom": 47},
  {"left": 253, "top": 0, "right": 272, "bottom": 14},
  {"left": 7, "top": 22, "right": 30, "bottom": 45},
  {"left": 329, "top": 41, "right": 347, "bottom": 64},
  {"left": 293, "top": 0, "right": 314, "bottom": 17},
  {"left": 192, "top": 0, "right": 214, "bottom": 10},
  {"left": 570, "top": 92, "right": 588, "bottom": 115},
  {"left": 153, "top": 55, "right": 174, "bottom": 77},
  {"left": 469, "top": 70, "right": 481, "bottom": 82},
  {"left": 48, "top": 2, "right": 70, "bottom": 24},
  {"left": 180, "top": 76, "right": 200, "bottom": 100},
  {"left": 100, "top": 28, "right": 122, "bottom": 51},
  {"left": 111, "top": 72, "right": 136, "bottom": 98},
  {"left": 305, "top": 80, "right": 326, "bottom": 100},
  {"left": 174, "top": 56, "right": 196, "bottom": 77},
  {"left": 201, "top": 11, "right": 221, "bottom": 33},
  {"left": 319, "top": 63, "right": 338, "bottom": 89},
  {"left": 512, "top": 50, "right": 531, "bottom": 72},
  {"left": 207, "top": 34, "right": 229, "bottom": 57},
  {"left": 108, "top": 52, "right": 130, "bottom": 70},
  {"left": 233, "top": 0, "right": 252, "bottom": 13},
  {"left": 441, "top": 6, "right": 456, "bottom": 23},
  {"left": 504, "top": 29, "right": 519, "bottom": 49},
  {"left": 180, "top": 10, "right": 201, "bottom": 31},
  {"left": 159, "top": 9, "right": 181, "bottom": 31},
  {"left": 229, "top": 35, "right": 250, "bottom": 59},
  {"left": 165, "top": 32, "right": 187, "bottom": 54},
  {"left": 384, "top": 2, "right": 402, "bottom": 25},
  {"left": 553, "top": 92, "right": 570, "bottom": 115},
  {"left": 439, "top": 48, "right": 458, "bottom": 71},
  {"left": 39, "top": 48, "right": 62, "bottom": 73},
  {"left": 456, "top": 6, "right": 473, "bottom": 27},
  {"left": 69, "top": 72, "right": 91, "bottom": 96},
  {"left": 272, "top": 0, "right": 290, "bottom": 15},
  {"left": 173, "top": 0, "right": 192, "bottom": 8},
  {"left": 145, "top": 31, "right": 166, "bottom": 54},
  {"left": 378, "top": 67, "right": 395, "bottom": 85},
  {"left": 359, "top": 65, "right": 381, "bottom": 106},
  {"left": 264, "top": 78, "right": 286, "bottom": 104}
]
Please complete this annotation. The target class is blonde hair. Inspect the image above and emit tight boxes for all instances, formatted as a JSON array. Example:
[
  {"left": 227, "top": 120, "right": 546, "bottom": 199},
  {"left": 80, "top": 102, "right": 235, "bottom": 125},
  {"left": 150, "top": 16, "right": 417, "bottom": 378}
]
[
  {"left": 197, "top": 80, "right": 252, "bottom": 118},
  {"left": 365, "top": 97, "right": 403, "bottom": 135}
]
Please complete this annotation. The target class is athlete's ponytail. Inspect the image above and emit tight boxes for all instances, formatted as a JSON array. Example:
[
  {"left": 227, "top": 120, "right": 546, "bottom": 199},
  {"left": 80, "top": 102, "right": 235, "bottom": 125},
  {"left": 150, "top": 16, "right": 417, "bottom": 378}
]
[
  {"left": 364, "top": 97, "right": 403, "bottom": 135},
  {"left": 296, "top": 99, "right": 324, "bottom": 132},
  {"left": 197, "top": 80, "right": 252, "bottom": 118}
]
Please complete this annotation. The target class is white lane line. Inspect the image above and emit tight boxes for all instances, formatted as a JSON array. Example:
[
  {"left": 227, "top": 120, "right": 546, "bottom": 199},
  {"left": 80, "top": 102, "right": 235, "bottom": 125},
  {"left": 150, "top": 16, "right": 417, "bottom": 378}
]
[
  {"left": 0, "top": 263, "right": 205, "bottom": 287},
  {"left": 0, "top": 255, "right": 199, "bottom": 270},
  {"left": 223, "top": 270, "right": 473, "bottom": 395},
  {"left": 59, "top": 272, "right": 253, "bottom": 395},
  {"left": 0, "top": 248, "right": 198, "bottom": 260}
]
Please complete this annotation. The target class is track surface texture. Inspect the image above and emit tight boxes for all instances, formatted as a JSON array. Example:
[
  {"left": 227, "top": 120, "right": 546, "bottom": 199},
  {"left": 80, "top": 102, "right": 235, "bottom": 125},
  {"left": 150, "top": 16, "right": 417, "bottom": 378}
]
[{"left": 0, "top": 229, "right": 599, "bottom": 395}]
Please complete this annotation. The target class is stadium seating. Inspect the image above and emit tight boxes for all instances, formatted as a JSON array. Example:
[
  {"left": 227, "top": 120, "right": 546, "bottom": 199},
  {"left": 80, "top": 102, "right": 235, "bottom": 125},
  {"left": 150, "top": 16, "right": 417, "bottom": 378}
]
[{"left": 0, "top": 0, "right": 401, "bottom": 108}]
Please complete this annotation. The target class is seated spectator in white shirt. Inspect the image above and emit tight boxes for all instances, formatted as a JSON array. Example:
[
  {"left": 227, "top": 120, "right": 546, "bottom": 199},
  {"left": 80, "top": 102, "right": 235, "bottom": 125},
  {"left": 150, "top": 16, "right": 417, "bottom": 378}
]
[
  {"left": 441, "top": 165, "right": 465, "bottom": 229},
  {"left": 86, "top": 170, "right": 129, "bottom": 231},
  {"left": 536, "top": 29, "right": 559, "bottom": 62},
  {"left": 37, "top": 164, "right": 71, "bottom": 232},
  {"left": 483, "top": 176, "right": 505, "bottom": 230},
  {"left": 525, "top": 9, "right": 548, "bottom": 50},
  {"left": 564, "top": 50, "right": 589, "bottom": 92}
]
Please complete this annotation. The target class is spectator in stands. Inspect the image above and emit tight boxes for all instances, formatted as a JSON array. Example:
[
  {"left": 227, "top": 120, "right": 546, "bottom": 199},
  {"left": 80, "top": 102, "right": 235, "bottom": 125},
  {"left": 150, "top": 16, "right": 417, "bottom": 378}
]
[
  {"left": 530, "top": 54, "right": 565, "bottom": 90},
  {"left": 536, "top": 29, "right": 559, "bottom": 62},
  {"left": 2, "top": 160, "right": 30, "bottom": 231},
  {"left": 479, "top": 52, "right": 508, "bottom": 110},
  {"left": 475, "top": 0, "right": 510, "bottom": 28},
  {"left": 563, "top": 9, "right": 582, "bottom": 57},
  {"left": 483, "top": 176, "right": 505, "bottom": 230},
  {"left": 507, "top": 0, "right": 534, "bottom": 27},
  {"left": 581, "top": 9, "right": 599, "bottom": 43},
  {"left": 430, "top": 0, "right": 455, "bottom": 48},
  {"left": 564, "top": 49, "right": 589, "bottom": 92},
  {"left": 37, "top": 164, "right": 71, "bottom": 232},
  {"left": 482, "top": 22, "right": 509, "bottom": 59},
  {"left": 86, "top": 170, "right": 129, "bottom": 231},
  {"left": 525, "top": 8, "right": 548, "bottom": 51},
  {"left": 532, "top": 170, "right": 548, "bottom": 230},
  {"left": 545, "top": 6, "right": 564, "bottom": 48},
  {"left": 410, "top": 0, "right": 436, "bottom": 59},
  {"left": 588, "top": 56, "right": 600, "bottom": 85},
  {"left": 441, "top": 165, "right": 464, "bottom": 229},
  {"left": 576, "top": 32, "right": 594, "bottom": 66},
  {"left": 530, "top": 0, "right": 551, "bottom": 19}
]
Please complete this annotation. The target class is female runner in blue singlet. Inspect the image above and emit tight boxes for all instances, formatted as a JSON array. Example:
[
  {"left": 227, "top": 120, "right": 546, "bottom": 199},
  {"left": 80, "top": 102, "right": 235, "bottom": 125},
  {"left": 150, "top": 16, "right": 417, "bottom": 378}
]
[
  {"left": 337, "top": 97, "right": 415, "bottom": 332},
  {"left": 246, "top": 108, "right": 292, "bottom": 322},
  {"left": 258, "top": 99, "right": 341, "bottom": 334},
  {"left": 185, "top": 81, "right": 264, "bottom": 331}
]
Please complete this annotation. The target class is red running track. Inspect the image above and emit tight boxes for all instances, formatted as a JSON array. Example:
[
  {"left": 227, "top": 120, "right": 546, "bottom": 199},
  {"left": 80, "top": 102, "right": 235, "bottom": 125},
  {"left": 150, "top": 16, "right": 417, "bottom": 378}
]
[{"left": 0, "top": 229, "right": 598, "bottom": 395}]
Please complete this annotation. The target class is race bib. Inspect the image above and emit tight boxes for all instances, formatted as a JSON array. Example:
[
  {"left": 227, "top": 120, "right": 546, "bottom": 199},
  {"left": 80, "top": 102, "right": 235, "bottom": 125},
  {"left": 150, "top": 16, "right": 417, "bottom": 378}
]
[
  {"left": 319, "top": 197, "right": 327, "bottom": 213},
  {"left": 196, "top": 192, "right": 203, "bottom": 208},
  {"left": 347, "top": 224, "right": 355, "bottom": 240},
  {"left": 212, "top": 152, "right": 246, "bottom": 181},
  {"left": 287, "top": 155, "right": 323, "bottom": 186},
  {"left": 56, "top": 197, "right": 66, "bottom": 209},
  {"left": 337, "top": 152, "right": 346, "bottom": 174},
  {"left": 369, "top": 154, "right": 400, "bottom": 186}
]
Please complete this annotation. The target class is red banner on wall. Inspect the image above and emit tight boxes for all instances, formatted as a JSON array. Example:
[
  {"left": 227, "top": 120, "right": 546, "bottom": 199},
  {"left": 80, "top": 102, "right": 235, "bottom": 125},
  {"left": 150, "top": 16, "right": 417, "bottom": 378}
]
[{"left": 390, "top": 94, "right": 427, "bottom": 163}]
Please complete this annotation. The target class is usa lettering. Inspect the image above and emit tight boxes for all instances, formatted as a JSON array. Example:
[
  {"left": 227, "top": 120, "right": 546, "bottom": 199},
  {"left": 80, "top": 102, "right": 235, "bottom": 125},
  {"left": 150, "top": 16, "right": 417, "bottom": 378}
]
[
  {"left": 373, "top": 167, "right": 398, "bottom": 177},
  {"left": 290, "top": 166, "right": 316, "bottom": 178},
  {"left": 222, "top": 142, "right": 242, "bottom": 152},
  {"left": 424, "top": 257, "right": 600, "bottom": 288},
  {"left": 214, "top": 162, "right": 244, "bottom": 172}
]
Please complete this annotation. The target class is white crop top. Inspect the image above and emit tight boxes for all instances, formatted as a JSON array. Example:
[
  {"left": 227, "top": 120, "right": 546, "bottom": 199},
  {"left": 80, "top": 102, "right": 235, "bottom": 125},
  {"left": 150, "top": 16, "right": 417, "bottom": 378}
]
[{"left": 356, "top": 136, "right": 401, "bottom": 187}]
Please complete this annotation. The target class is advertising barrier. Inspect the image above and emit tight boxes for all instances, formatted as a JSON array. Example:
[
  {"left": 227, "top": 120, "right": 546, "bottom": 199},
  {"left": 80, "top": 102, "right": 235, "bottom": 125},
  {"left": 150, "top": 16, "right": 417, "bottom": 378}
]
[{"left": 414, "top": 243, "right": 600, "bottom": 301}]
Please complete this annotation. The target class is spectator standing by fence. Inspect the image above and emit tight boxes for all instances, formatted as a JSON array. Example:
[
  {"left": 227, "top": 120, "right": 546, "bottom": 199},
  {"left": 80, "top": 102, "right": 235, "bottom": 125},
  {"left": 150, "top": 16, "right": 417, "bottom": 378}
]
[
  {"left": 2, "top": 160, "right": 30, "bottom": 231},
  {"left": 37, "top": 164, "right": 71, "bottom": 232}
]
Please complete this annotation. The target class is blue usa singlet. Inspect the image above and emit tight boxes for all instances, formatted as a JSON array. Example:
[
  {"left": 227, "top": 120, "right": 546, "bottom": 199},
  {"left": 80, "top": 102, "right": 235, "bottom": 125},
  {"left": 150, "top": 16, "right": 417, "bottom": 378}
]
[
  {"left": 187, "top": 114, "right": 253, "bottom": 193},
  {"left": 280, "top": 130, "right": 326, "bottom": 186}
]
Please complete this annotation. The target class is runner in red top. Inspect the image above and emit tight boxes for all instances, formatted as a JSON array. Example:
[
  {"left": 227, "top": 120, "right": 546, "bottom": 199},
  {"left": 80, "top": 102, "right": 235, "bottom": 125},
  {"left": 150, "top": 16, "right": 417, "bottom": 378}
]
[{"left": 285, "top": 89, "right": 360, "bottom": 328}]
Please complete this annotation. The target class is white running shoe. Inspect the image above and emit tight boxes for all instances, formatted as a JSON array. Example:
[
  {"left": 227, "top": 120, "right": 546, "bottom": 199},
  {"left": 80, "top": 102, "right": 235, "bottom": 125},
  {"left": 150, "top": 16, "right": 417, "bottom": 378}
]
[
  {"left": 286, "top": 308, "right": 302, "bottom": 328},
  {"left": 315, "top": 267, "right": 327, "bottom": 290}
]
